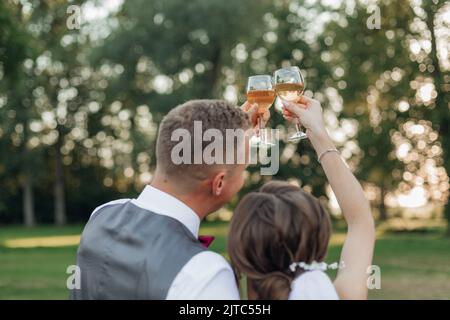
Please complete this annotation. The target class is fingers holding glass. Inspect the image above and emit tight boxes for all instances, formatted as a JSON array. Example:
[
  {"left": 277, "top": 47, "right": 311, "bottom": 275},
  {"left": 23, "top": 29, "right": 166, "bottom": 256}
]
[{"left": 281, "top": 108, "right": 299, "bottom": 124}]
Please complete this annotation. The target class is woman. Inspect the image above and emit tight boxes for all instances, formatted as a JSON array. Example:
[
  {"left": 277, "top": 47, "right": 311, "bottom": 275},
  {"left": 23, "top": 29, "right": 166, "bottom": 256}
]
[{"left": 228, "top": 96, "right": 375, "bottom": 300}]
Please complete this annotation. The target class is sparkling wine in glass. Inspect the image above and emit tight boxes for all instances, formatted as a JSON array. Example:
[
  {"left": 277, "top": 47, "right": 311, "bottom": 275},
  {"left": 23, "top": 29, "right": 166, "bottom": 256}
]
[
  {"left": 246, "top": 75, "right": 275, "bottom": 146},
  {"left": 274, "top": 66, "right": 307, "bottom": 142}
]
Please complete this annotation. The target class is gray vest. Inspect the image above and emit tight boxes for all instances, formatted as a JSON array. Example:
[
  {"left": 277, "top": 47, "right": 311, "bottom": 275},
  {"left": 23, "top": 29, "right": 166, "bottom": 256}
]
[{"left": 70, "top": 201, "right": 206, "bottom": 299}]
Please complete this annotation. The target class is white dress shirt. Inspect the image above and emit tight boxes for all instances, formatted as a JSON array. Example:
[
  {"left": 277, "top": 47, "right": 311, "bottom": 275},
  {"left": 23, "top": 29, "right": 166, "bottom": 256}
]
[{"left": 91, "top": 185, "right": 240, "bottom": 300}]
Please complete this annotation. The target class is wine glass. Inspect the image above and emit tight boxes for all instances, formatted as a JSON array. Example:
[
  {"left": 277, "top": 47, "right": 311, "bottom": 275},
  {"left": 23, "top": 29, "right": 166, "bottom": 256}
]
[
  {"left": 246, "top": 75, "right": 276, "bottom": 146},
  {"left": 274, "top": 66, "right": 307, "bottom": 142}
]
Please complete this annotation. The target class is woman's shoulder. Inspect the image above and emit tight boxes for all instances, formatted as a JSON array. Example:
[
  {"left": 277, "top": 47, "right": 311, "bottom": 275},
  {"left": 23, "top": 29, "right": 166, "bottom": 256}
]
[{"left": 288, "top": 270, "right": 339, "bottom": 300}]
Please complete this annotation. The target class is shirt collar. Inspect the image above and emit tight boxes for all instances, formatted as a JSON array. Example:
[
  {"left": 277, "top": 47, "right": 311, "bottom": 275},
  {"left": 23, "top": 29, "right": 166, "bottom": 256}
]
[{"left": 134, "top": 185, "right": 200, "bottom": 238}]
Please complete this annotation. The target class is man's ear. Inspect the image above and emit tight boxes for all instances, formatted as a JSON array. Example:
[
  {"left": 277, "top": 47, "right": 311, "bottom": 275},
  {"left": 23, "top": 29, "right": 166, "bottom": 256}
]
[{"left": 211, "top": 171, "right": 226, "bottom": 196}]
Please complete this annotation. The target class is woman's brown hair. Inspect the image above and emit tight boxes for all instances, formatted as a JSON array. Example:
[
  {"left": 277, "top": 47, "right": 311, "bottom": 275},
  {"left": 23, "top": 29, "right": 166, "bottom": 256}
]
[{"left": 228, "top": 180, "right": 331, "bottom": 300}]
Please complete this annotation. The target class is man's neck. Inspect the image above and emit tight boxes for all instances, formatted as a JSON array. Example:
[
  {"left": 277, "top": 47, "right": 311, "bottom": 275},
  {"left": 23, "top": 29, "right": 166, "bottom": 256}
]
[{"left": 150, "top": 174, "right": 211, "bottom": 220}]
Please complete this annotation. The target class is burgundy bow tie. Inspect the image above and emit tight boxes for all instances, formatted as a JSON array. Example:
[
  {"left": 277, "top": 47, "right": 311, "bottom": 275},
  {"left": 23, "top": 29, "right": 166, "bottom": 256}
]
[{"left": 198, "top": 235, "right": 215, "bottom": 248}]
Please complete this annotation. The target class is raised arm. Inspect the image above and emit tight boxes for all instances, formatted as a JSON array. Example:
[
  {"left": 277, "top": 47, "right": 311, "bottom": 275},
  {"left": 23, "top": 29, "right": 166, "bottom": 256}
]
[{"left": 283, "top": 97, "right": 375, "bottom": 300}]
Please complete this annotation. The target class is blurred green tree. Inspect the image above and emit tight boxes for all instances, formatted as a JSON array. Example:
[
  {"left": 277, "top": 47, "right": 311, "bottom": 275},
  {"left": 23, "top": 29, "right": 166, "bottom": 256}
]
[
  {"left": 0, "top": 0, "right": 447, "bottom": 228},
  {"left": 325, "top": 0, "right": 449, "bottom": 225},
  {"left": 0, "top": 1, "right": 39, "bottom": 226}
]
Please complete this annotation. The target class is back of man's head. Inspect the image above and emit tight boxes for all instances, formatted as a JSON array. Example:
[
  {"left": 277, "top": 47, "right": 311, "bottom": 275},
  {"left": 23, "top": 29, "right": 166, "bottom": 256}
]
[{"left": 155, "top": 99, "right": 251, "bottom": 188}]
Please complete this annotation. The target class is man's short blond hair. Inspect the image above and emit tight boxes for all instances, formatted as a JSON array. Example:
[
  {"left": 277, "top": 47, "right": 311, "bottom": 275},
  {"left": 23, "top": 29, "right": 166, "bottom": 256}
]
[{"left": 156, "top": 99, "right": 251, "bottom": 181}]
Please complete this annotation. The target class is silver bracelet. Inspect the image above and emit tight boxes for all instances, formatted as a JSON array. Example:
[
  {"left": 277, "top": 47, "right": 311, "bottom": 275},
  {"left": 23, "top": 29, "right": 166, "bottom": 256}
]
[{"left": 318, "top": 148, "right": 340, "bottom": 163}]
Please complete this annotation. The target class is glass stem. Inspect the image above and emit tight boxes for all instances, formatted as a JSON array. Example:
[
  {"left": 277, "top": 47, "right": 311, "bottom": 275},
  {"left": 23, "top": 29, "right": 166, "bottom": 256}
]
[
  {"left": 295, "top": 123, "right": 301, "bottom": 133},
  {"left": 258, "top": 114, "right": 263, "bottom": 137}
]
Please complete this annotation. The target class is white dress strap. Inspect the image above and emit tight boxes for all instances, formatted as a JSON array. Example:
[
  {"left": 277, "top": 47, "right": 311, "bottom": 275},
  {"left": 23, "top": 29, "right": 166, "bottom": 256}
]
[{"left": 288, "top": 270, "right": 339, "bottom": 300}]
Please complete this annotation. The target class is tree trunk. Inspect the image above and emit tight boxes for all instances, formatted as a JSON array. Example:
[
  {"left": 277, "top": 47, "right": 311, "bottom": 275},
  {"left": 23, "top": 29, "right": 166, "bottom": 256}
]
[
  {"left": 22, "top": 173, "right": 36, "bottom": 227},
  {"left": 54, "top": 129, "right": 67, "bottom": 226},
  {"left": 379, "top": 185, "right": 388, "bottom": 221},
  {"left": 444, "top": 204, "right": 450, "bottom": 237},
  {"left": 20, "top": 114, "right": 36, "bottom": 227}
]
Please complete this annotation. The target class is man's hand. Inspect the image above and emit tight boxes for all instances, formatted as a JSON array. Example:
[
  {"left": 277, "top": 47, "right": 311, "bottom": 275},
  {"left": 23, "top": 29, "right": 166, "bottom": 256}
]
[{"left": 240, "top": 101, "right": 270, "bottom": 129}]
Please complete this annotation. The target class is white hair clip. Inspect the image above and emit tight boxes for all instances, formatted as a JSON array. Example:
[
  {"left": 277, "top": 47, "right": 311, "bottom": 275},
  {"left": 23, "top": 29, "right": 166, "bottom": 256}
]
[
  {"left": 328, "top": 262, "right": 339, "bottom": 270},
  {"left": 289, "top": 260, "right": 344, "bottom": 272}
]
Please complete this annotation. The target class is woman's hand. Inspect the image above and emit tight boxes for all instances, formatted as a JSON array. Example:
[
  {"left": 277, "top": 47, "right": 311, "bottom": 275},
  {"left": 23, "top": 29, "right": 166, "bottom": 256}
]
[{"left": 281, "top": 96, "right": 326, "bottom": 137}]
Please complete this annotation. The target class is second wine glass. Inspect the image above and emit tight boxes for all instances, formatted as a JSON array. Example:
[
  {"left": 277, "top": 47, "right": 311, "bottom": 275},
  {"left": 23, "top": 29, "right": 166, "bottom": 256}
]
[{"left": 274, "top": 66, "right": 308, "bottom": 142}]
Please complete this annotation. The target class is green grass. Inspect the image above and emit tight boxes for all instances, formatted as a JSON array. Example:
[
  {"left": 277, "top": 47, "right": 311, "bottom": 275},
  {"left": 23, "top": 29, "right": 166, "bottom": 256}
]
[{"left": 1, "top": 223, "right": 450, "bottom": 299}]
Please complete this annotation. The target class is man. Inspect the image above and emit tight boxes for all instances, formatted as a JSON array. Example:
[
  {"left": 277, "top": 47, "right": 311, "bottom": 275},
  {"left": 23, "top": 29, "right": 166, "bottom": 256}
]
[{"left": 71, "top": 99, "right": 265, "bottom": 299}]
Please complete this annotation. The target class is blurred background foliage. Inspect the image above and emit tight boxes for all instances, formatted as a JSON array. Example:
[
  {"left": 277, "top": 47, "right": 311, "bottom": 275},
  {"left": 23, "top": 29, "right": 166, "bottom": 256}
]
[{"left": 0, "top": 0, "right": 449, "bottom": 232}]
